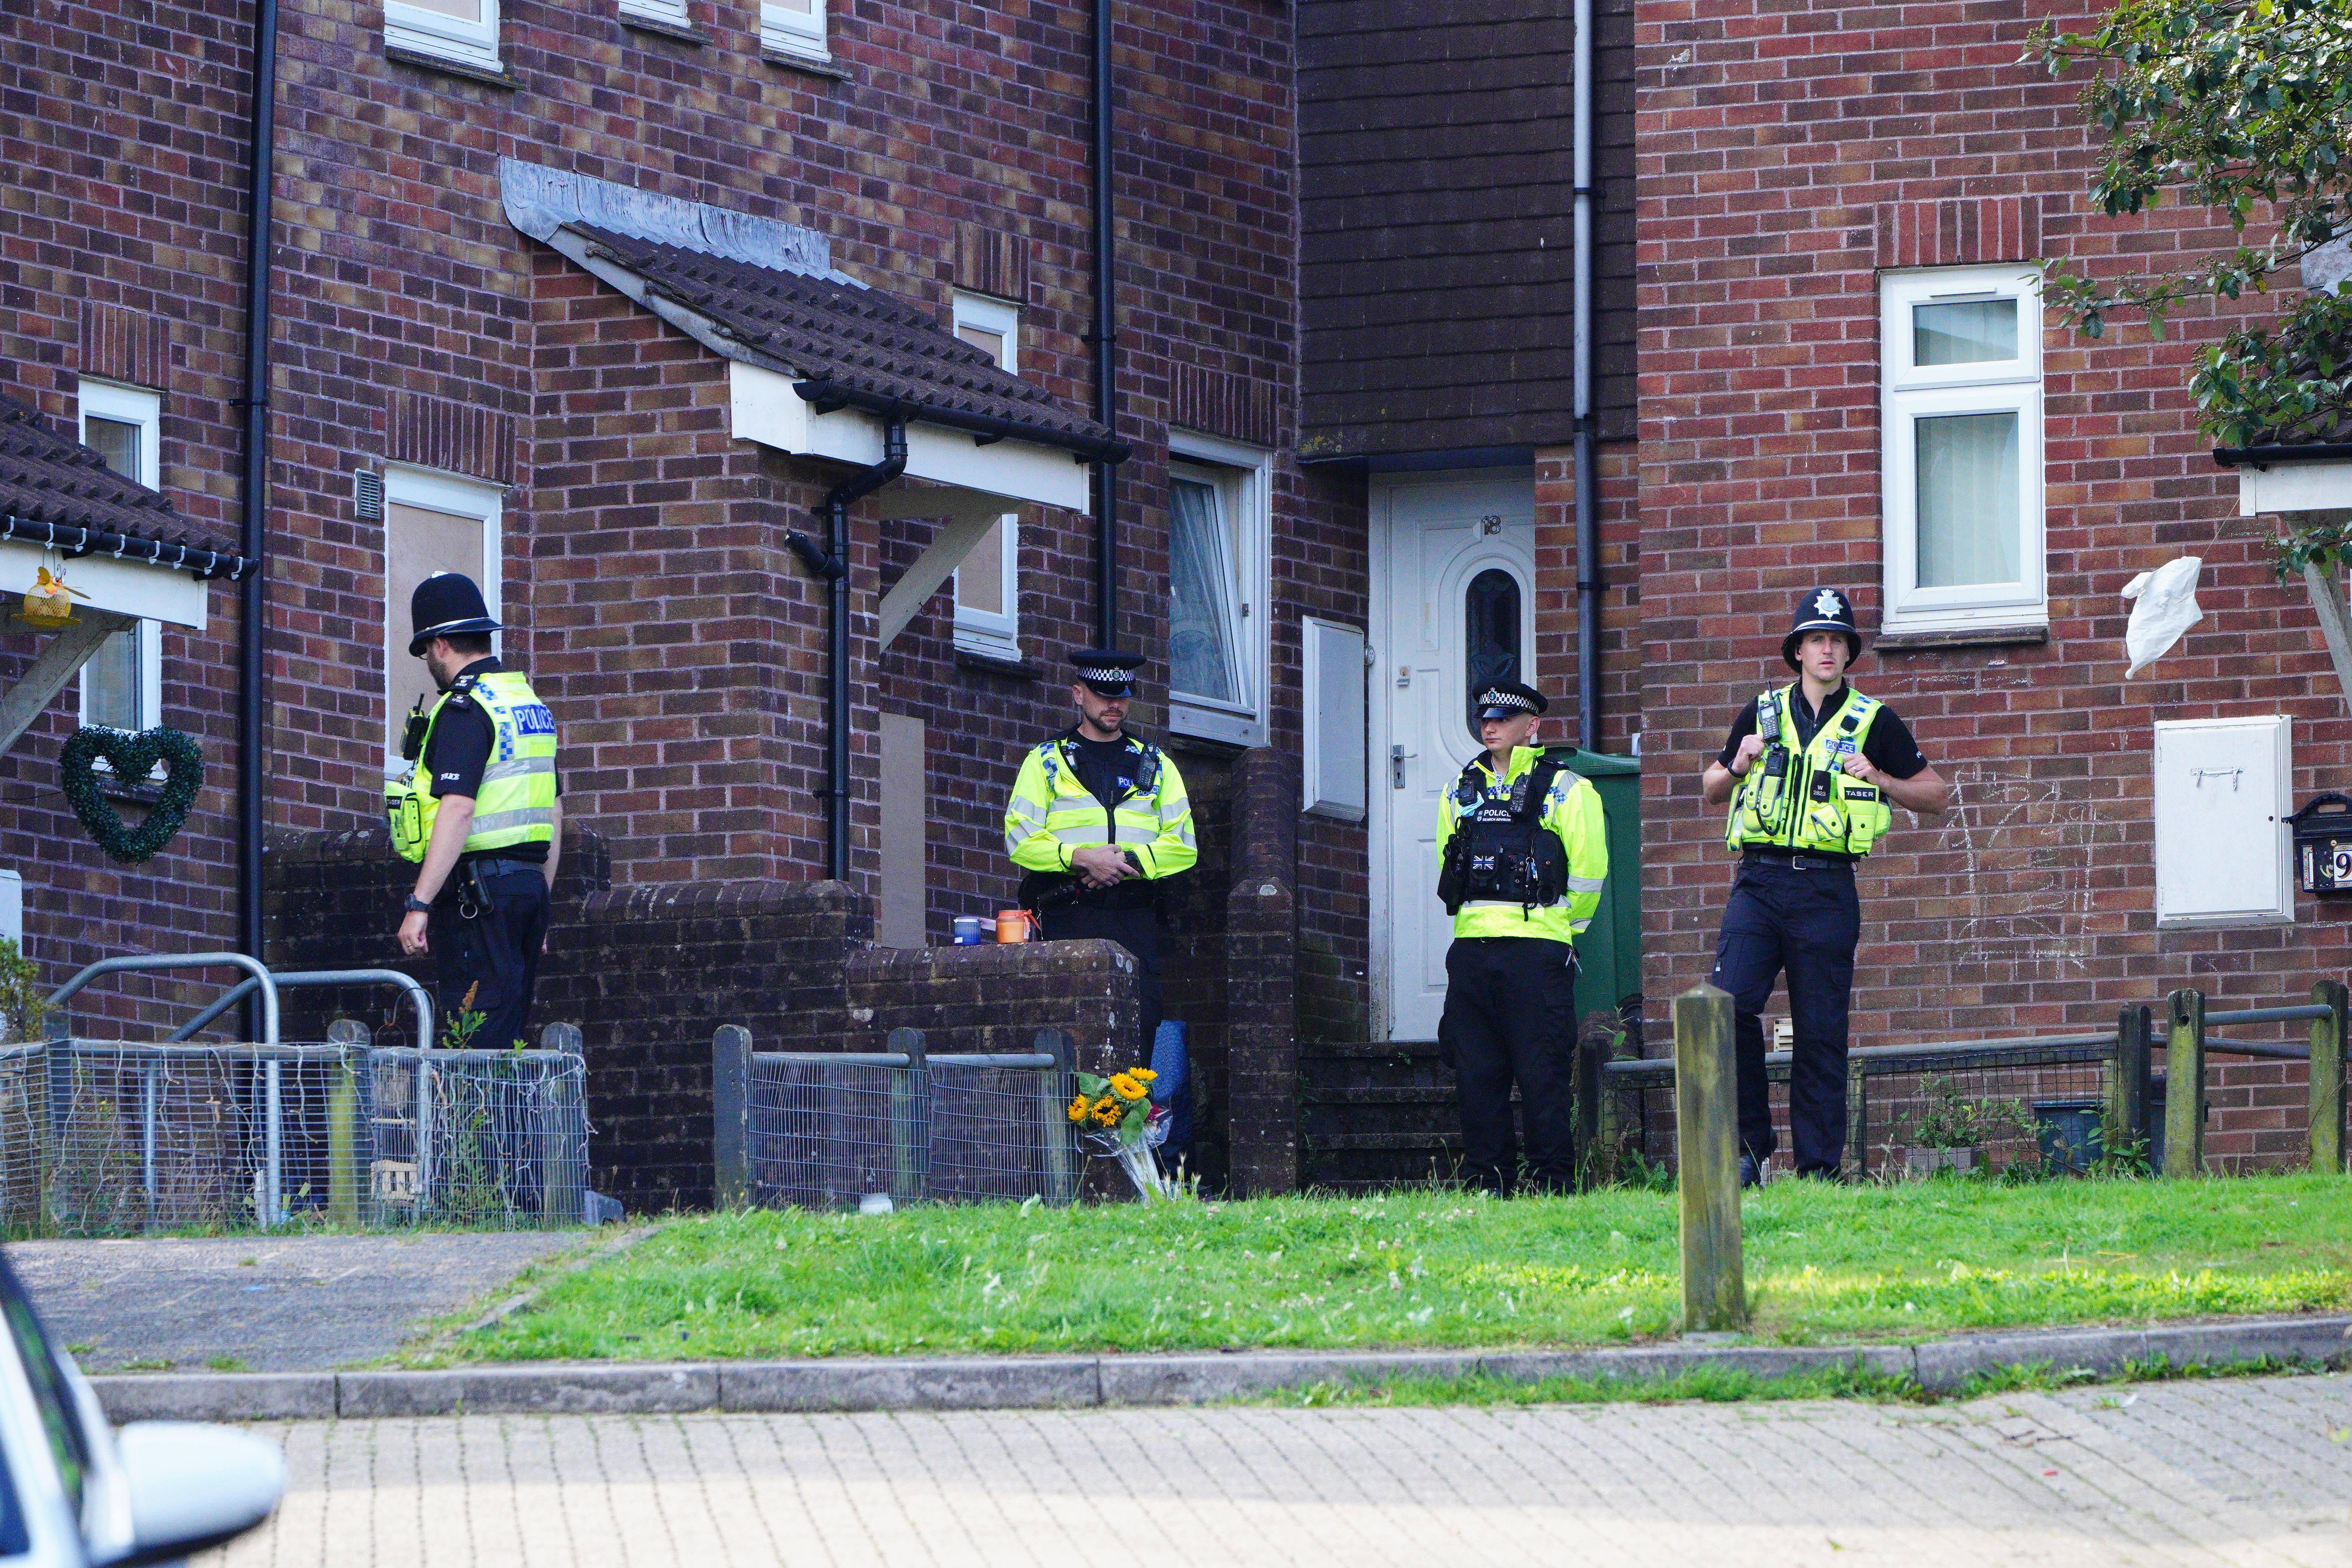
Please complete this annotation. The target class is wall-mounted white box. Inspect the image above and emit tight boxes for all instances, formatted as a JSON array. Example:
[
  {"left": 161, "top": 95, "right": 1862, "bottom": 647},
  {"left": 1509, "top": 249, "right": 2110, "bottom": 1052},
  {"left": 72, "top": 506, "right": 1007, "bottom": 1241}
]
[
  {"left": 2152, "top": 715, "right": 2293, "bottom": 928},
  {"left": 1301, "top": 616, "right": 1367, "bottom": 822}
]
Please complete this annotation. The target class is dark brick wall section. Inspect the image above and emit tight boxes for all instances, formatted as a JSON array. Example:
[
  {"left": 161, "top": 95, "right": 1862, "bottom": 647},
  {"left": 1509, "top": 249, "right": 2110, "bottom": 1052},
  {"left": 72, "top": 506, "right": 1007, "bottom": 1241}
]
[
  {"left": 952, "top": 224, "right": 1030, "bottom": 306},
  {"left": 1170, "top": 361, "right": 1282, "bottom": 452},
  {"left": 1876, "top": 196, "right": 2043, "bottom": 270},
  {"left": 1225, "top": 746, "right": 1300, "bottom": 1195},
  {"left": 845, "top": 941, "right": 1137, "bottom": 1071}
]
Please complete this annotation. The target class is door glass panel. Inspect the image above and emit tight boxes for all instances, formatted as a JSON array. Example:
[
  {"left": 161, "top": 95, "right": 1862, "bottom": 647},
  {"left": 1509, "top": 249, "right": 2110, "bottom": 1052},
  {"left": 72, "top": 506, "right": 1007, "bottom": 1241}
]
[
  {"left": 1463, "top": 567, "right": 1521, "bottom": 739},
  {"left": 1914, "top": 411, "right": 2020, "bottom": 587},
  {"left": 386, "top": 501, "right": 487, "bottom": 762}
]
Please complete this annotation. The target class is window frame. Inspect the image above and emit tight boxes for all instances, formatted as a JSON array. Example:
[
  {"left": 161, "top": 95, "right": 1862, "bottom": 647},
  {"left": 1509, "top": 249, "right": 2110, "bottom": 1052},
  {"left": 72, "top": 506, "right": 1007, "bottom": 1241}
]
[
  {"left": 620, "top": 0, "right": 691, "bottom": 25},
  {"left": 1165, "top": 430, "right": 1271, "bottom": 749},
  {"left": 950, "top": 292, "right": 1022, "bottom": 662},
  {"left": 1878, "top": 264, "right": 2046, "bottom": 635},
  {"left": 759, "top": 0, "right": 827, "bottom": 62},
  {"left": 385, "top": 0, "right": 502, "bottom": 71},
  {"left": 75, "top": 380, "right": 165, "bottom": 743},
  {"left": 381, "top": 465, "right": 504, "bottom": 773}
]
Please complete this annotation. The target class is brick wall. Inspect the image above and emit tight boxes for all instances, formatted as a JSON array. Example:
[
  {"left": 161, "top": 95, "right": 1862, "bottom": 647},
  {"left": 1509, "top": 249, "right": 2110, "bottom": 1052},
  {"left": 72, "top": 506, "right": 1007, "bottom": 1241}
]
[{"left": 1632, "top": 0, "right": 2352, "bottom": 1170}]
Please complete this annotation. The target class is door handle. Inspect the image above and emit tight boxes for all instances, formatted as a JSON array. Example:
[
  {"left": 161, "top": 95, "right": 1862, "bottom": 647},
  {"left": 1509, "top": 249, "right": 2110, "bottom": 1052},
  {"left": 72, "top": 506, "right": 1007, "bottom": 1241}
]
[{"left": 1392, "top": 744, "right": 1411, "bottom": 789}]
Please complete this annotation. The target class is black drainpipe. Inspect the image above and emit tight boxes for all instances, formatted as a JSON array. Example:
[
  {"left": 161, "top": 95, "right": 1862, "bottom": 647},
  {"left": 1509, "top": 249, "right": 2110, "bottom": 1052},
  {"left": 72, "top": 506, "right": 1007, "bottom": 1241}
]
[
  {"left": 237, "top": 0, "right": 280, "bottom": 980},
  {"left": 786, "top": 421, "right": 907, "bottom": 880},
  {"left": 1090, "top": 0, "right": 1118, "bottom": 648}
]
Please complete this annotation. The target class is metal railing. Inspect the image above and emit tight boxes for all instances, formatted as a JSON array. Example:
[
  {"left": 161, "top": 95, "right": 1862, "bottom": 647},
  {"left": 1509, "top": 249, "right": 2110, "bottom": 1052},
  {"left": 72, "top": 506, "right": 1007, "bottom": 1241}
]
[
  {"left": 1575, "top": 981, "right": 2351, "bottom": 1183},
  {"left": 712, "top": 1026, "right": 1078, "bottom": 1210},
  {"left": 8, "top": 958, "right": 587, "bottom": 1233}
]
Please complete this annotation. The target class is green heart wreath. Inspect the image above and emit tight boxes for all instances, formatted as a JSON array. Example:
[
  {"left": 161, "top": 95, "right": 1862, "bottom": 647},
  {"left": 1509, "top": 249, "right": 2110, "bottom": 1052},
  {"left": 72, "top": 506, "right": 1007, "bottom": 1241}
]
[{"left": 58, "top": 726, "right": 204, "bottom": 864}]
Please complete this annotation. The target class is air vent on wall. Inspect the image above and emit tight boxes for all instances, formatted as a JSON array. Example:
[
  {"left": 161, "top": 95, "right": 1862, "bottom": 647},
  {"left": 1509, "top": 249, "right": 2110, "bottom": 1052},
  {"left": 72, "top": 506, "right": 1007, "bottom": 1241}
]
[{"left": 354, "top": 469, "right": 383, "bottom": 522}]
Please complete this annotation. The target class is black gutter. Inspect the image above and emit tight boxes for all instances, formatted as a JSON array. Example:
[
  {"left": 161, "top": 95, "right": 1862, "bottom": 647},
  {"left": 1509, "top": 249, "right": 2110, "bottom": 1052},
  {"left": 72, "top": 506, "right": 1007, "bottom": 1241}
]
[
  {"left": 238, "top": 0, "right": 280, "bottom": 983},
  {"left": 785, "top": 421, "right": 907, "bottom": 880},
  {"left": 2213, "top": 442, "right": 2352, "bottom": 469},
  {"left": 1089, "top": 0, "right": 1119, "bottom": 648},
  {"left": 0, "top": 517, "right": 248, "bottom": 583},
  {"left": 790, "top": 380, "right": 1129, "bottom": 467}
]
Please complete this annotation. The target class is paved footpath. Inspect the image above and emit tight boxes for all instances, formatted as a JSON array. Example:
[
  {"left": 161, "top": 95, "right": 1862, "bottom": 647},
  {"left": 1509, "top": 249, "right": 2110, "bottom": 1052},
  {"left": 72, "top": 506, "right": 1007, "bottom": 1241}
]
[
  {"left": 14, "top": 1233, "right": 581, "bottom": 1373},
  {"left": 207, "top": 1371, "right": 2352, "bottom": 1566}
]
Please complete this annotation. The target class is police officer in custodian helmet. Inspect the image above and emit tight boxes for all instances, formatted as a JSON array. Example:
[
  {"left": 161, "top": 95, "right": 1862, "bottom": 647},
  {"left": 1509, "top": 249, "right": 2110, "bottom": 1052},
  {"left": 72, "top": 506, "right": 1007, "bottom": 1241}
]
[
  {"left": 1003, "top": 650, "right": 1198, "bottom": 1063},
  {"left": 1435, "top": 679, "right": 1610, "bottom": 1195},
  {"left": 387, "top": 572, "right": 563, "bottom": 1053},
  {"left": 1701, "top": 588, "right": 1947, "bottom": 1185}
]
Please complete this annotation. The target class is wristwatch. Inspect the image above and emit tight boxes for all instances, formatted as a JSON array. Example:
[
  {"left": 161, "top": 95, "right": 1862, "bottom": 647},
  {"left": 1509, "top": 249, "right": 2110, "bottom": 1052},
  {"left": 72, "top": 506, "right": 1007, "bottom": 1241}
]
[{"left": 403, "top": 895, "right": 433, "bottom": 914}]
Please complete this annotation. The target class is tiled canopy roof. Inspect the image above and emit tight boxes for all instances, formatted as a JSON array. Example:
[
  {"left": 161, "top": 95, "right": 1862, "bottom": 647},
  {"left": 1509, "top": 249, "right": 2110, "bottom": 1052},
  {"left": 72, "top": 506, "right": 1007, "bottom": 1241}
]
[
  {"left": 572, "top": 225, "right": 1124, "bottom": 461},
  {"left": 0, "top": 390, "right": 243, "bottom": 578},
  {"left": 2213, "top": 411, "right": 2352, "bottom": 465}
]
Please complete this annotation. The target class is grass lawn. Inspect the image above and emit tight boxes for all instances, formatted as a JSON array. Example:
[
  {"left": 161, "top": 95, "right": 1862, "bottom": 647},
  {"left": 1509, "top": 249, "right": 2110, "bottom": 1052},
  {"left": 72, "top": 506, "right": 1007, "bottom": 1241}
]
[{"left": 423, "top": 1174, "right": 2352, "bottom": 1367}]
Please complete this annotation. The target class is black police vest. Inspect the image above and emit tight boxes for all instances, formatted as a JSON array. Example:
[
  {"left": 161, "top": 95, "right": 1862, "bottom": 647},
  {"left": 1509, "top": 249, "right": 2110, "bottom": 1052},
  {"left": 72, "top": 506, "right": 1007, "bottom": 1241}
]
[{"left": 1437, "top": 751, "right": 1572, "bottom": 915}]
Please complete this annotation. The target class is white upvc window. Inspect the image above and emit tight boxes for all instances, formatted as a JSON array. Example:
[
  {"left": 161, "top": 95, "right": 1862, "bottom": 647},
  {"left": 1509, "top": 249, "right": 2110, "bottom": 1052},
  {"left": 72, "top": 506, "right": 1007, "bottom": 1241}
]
[
  {"left": 1879, "top": 265, "right": 2045, "bottom": 635},
  {"left": 951, "top": 292, "right": 1021, "bottom": 662},
  {"left": 382, "top": 466, "right": 503, "bottom": 772},
  {"left": 385, "top": 0, "right": 502, "bottom": 71},
  {"left": 620, "top": 0, "right": 691, "bottom": 26},
  {"left": 760, "top": 0, "right": 826, "bottom": 61},
  {"left": 1166, "top": 430, "right": 1270, "bottom": 749},
  {"left": 76, "top": 379, "right": 163, "bottom": 742}
]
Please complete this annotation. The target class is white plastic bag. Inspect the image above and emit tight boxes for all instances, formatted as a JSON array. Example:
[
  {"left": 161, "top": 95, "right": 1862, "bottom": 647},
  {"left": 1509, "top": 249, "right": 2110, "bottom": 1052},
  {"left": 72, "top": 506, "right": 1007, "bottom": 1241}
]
[{"left": 2121, "top": 556, "right": 2203, "bottom": 678}]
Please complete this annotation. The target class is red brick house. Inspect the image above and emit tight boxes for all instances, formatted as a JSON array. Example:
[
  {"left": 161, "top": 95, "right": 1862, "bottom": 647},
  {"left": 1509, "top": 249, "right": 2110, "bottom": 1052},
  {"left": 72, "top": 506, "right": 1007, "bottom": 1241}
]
[{"left": 3, "top": 0, "right": 2340, "bottom": 1200}]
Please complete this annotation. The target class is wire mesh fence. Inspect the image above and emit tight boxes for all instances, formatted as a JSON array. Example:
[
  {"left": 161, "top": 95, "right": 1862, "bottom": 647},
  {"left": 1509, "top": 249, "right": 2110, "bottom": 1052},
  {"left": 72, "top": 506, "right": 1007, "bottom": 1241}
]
[
  {"left": 724, "top": 1032, "right": 1079, "bottom": 1211},
  {"left": 0, "top": 1039, "right": 588, "bottom": 1236}
]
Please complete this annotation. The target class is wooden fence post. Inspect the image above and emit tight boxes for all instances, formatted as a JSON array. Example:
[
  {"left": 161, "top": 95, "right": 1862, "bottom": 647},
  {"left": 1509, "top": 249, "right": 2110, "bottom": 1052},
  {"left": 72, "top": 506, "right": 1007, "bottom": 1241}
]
[
  {"left": 888, "top": 1025, "right": 927, "bottom": 1203},
  {"left": 1036, "top": 1029, "right": 1076, "bottom": 1205},
  {"left": 2109, "top": 1004, "right": 2152, "bottom": 1171},
  {"left": 1674, "top": 983, "right": 1746, "bottom": 1332},
  {"left": 2311, "top": 980, "right": 2348, "bottom": 1175},
  {"left": 2164, "top": 987, "right": 2205, "bottom": 1179},
  {"left": 325, "top": 1018, "right": 368, "bottom": 1225},
  {"left": 711, "top": 1025, "right": 751, "bottom": 1209},
  {"left": 1843, "top": 1060, "right": 1867, "bottom": 1182}
]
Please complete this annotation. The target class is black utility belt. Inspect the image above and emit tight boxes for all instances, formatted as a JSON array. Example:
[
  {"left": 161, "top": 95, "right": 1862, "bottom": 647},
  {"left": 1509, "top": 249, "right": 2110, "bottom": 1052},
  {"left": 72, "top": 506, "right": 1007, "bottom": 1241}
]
[{"left": 1740, "top": 849, "right": 1856, "bottom": 872}]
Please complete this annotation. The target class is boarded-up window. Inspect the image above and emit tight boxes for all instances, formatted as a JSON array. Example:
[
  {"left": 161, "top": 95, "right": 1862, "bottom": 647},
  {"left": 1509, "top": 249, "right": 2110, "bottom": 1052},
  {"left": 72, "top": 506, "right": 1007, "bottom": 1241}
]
[{"left": 877, "top": 714, "right": 927, "bottom": 947}]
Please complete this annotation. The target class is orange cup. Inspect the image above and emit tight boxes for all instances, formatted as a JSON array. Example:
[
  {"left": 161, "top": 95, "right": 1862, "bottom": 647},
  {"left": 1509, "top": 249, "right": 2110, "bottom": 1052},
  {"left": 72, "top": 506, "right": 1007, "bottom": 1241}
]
[{"left": 996, "top": 909, "right": 1035, "bottom": 943}]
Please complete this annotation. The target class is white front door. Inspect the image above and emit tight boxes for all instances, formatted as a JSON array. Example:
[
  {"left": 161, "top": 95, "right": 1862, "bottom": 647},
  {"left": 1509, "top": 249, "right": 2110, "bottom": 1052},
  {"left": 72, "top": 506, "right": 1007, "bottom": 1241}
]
[{"left": 1370, "top": 470, "right": 1537, "bottom": 1041}]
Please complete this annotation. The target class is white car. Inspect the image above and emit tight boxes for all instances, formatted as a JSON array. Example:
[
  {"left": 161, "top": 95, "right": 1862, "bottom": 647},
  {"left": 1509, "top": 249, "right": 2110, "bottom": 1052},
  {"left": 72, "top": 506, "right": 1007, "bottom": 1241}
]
[{"left": 0, "top": 1254, "right": 283, "bottom": 1566}]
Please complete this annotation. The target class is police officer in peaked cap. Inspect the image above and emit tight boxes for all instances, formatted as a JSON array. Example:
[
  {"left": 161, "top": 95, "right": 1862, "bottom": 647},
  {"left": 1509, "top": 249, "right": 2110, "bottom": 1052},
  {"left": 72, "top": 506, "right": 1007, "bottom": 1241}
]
[
  {"left": 386, "top": 572, "right": 564, "bottom": 1053},
  {"left": 1434, "top": 678, "right": 1610, "bottom": 1195},
  {"left": 1701, "top": 588, "right": 1947, "bottom": 1185},
  {"left": 1003, "top": 650, "right": 1198, "bottom": 1067}
]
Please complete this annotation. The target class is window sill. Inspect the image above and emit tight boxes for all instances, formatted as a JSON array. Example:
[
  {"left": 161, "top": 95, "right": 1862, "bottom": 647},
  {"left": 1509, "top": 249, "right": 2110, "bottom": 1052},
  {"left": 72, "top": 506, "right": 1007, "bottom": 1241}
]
[
  {"left": 1169, "top": 703, "right": 1265, "bottom": 750},
  {"left": 619, "top": 9, "right": 711, "bottom": 43},
  {"left": 383, "top": 43, "right": 517, "bottom": 88},
  {"left": 955, "top": 648, "right": 1041, "bottom": 681},
  {"left": 762, "top": 47, "right": 849, "bottom": 79},
  {"left": 1873, "top": 624, "right": 2048, "bottom": 654}
]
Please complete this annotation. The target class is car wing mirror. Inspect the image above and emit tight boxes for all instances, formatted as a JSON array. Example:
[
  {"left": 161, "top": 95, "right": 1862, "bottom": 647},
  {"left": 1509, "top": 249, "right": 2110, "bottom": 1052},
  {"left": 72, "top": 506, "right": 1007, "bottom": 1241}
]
[{"left": 98, "top": 1421, "right": 284, "bottom": 1567}]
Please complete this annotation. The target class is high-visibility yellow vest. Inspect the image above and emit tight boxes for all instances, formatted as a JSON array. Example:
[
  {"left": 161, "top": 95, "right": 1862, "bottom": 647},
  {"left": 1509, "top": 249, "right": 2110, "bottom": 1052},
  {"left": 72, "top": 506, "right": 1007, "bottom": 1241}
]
[
  {"left": 387, "top": 670, "right": 558, "bottom": 864},
  {"left": 1003, "top": 729, "right": 1197, "bottom": 880},
  {"left": 1724, "top": 683, "right": 1893, "bottom": 856},
  {"left": 1434, "top": 745, "right": 1609, "bottom": 944}
]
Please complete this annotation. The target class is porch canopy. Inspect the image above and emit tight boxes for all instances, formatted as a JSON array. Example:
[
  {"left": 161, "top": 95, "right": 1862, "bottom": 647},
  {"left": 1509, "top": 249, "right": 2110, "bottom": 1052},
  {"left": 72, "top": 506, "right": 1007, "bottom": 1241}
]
[
  {"left": 501, "top": 160, "right": 1124, "bottom": 651},
  {"left": 0, "top": 393, "right": 244, "bottom": 753}
]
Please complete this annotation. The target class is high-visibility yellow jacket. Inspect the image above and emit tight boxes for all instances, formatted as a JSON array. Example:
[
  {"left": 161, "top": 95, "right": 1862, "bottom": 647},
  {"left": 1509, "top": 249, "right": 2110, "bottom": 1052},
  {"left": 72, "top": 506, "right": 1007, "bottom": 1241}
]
[
  {"left": 386, "top": 670, "right": 559, "bottom": 863},
  {"left": 1724, "top": 682, "right": 1893, "bottom": 856},
  {"left": 1434, "top": 745, "right": 1609, "bottom": 944},
  {"left": 1003, "top": 728, "right": 1197, "bottom": 881}
]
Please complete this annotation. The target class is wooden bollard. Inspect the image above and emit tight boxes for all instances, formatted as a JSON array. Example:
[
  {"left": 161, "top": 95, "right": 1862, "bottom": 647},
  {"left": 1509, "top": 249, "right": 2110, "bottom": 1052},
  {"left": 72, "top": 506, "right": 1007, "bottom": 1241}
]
[
  {"left": 2312, "top": 980, "right": 2348, "bottom": 1175},
  {"left": 2163, "top": 988, "right": 2205, "bottom": 1179},
  {"left": 711, "top": 1025, "right": 752, "bottom": 1209},
  {"left": 1674, "top": 982, "right": 1746, "bottom": 1332},
  {"left": 2109, "top": 1004, "right": 2152, "bottom": 1170}
]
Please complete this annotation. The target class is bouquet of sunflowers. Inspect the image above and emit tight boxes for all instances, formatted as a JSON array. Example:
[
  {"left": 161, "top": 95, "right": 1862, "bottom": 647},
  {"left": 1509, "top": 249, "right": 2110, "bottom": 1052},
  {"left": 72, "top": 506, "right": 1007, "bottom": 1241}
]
[{"left": 1066, "top": 1065, "right": 1171, "bottom": 1199}]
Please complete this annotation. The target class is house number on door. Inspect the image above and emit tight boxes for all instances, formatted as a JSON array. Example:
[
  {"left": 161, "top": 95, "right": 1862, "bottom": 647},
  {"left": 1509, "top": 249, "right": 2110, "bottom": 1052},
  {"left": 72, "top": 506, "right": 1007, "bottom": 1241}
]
[{"left": 1480, "top": 515, "right": 1503, "bottom": 535}]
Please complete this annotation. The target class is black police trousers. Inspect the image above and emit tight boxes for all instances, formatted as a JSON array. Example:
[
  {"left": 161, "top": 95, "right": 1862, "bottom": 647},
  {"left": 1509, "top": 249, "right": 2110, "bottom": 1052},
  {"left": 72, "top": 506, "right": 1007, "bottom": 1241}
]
[
  {"left": 1439, "top": 936, "right": 1578, "bottom": 1194},
  {"left": 1709, "top": 855, "right": 1861, "bottom": 1175},
  {"left": 1039, "top": 902, "right": 1162, "bottom": 1067},
  {"left": 430, "top": 860, "right": 552, "bottom": 1052}
]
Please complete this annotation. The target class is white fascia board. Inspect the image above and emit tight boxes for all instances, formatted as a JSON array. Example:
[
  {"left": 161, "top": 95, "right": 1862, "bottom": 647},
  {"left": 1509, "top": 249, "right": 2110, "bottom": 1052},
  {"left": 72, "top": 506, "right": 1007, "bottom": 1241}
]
[
  {"left": 0, "top": 540, "right": 209, "bottom": 629},
  {"left": 729, "top": 363, "right": 1089, "bottom": 513},
  {"left": 2238, "top": 459, "right": 2352, "bottom": 516}
]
